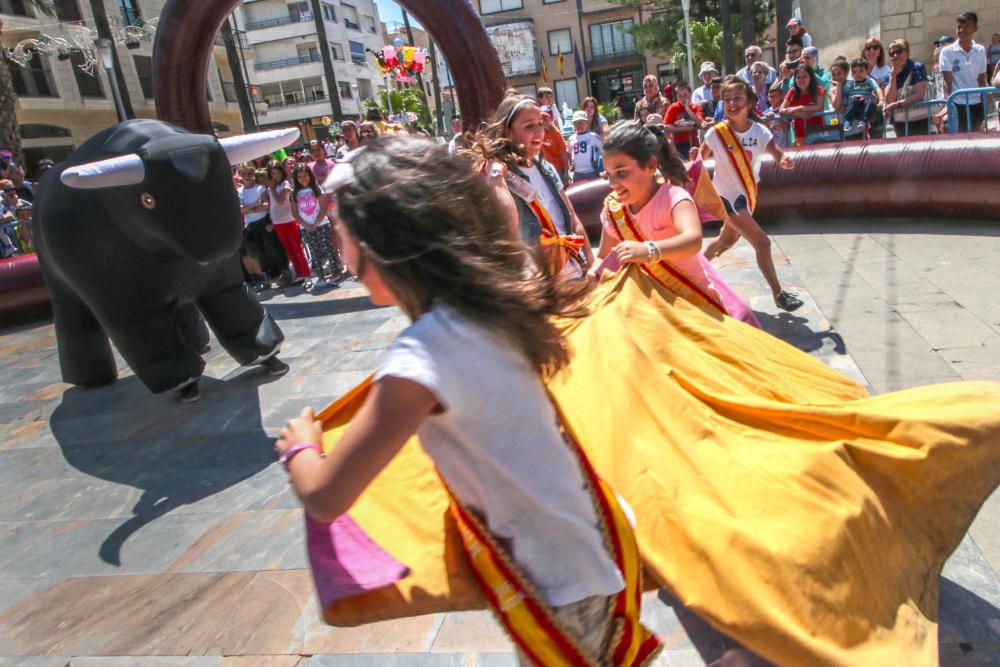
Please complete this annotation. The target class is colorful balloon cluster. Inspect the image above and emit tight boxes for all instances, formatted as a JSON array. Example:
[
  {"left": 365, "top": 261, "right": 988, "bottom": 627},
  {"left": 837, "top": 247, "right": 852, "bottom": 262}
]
[{"left": 371, "top": 37, "right": 427, "bottom": 83}]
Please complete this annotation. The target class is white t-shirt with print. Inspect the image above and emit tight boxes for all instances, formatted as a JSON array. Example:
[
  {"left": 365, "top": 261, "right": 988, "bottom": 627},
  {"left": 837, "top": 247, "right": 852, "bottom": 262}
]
[
  {"left": 376, "top": 304, "right": 624, "bottom": 607},
  {"left": 238, "top": 184, "right": 268, "bottom": 225},
  {"left": 704, "top": 121, "right": 775, "bottom": 203},
  {"left": 568, "top": 131, "right": 602, "bottom": 176},
  {"left": 940, "top": 41, "right": 988, "bottom": 103}
]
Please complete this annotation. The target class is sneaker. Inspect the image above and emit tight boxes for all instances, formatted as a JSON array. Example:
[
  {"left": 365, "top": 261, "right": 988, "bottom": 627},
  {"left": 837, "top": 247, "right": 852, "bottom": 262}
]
[
  {"left": 303, "top": 279, "right": 315, "bottom": 291},
  {"left": 315, "top": 278, "right": 329, "bottom": 288},
  {"left": 261, "top": 356, "right": 290, "bottom": 376},
  {"left": 178, "top": 382, "right": 201, "bottom": 403},
  {"left": 775, "top": 290, "right": 804, "bottom": 312}
]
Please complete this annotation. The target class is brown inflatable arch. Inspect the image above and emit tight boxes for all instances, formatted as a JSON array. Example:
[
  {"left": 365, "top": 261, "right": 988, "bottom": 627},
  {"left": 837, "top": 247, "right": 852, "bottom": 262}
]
[{"left": 154, "top": 0, "right": 504, "bottom": 133}]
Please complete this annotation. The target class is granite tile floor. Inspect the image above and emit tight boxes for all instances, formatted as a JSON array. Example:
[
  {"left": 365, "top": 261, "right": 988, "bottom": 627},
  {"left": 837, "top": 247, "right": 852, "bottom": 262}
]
[{"left": 1, "top": 221, "right": 999, "bottom": 666}]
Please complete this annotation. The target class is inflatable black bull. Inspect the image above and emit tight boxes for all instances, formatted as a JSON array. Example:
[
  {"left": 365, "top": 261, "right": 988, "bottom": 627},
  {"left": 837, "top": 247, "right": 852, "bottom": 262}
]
[{"left": 34, "top": 119, "right": 296, "bottom": 402}]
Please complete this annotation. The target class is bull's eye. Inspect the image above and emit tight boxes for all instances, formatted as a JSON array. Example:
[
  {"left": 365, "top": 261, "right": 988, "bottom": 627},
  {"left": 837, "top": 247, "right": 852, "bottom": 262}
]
[{"left": 140, "top": 193, "right": 156, "bottom": 210}]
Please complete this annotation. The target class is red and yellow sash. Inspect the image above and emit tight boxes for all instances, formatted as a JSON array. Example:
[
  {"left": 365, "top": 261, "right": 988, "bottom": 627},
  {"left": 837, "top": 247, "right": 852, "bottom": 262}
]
[
  {"left": 449, "top": 399, "right": 661, "bottom": 666},
  {"left": 713, "top": 121, "right": 758, "bottom": 212},
  {"left": 529, "top": 198, "right": 586, "bottom": 275},
  {"left": 604, "top": 194, "right": 728, "bottom": 316}
]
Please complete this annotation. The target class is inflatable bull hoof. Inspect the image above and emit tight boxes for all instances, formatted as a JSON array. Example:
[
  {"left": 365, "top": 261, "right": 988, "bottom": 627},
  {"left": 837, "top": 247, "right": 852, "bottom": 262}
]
[{"left": 33, "top": 119, "right": 299, "bottom": 398}]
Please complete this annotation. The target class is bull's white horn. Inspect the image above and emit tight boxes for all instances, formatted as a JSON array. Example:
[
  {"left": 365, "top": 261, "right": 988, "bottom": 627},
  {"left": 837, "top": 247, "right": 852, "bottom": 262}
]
[
  {"left": 219, "top": 127, "right": 301, "bottom": 166},
  {"left": 60, "top": 154, "right": 145, "bottom": 189}
]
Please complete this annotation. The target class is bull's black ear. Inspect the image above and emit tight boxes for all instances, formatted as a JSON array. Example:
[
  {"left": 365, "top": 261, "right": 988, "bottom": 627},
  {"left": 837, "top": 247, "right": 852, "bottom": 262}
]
[{"left": 168, "top": 148, "right": 212, "bottom": 183}]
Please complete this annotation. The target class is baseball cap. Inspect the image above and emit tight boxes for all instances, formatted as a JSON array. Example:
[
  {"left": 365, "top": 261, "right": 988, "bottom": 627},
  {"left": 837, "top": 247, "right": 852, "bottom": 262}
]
[
  {"left": 341, "top": 120, "right": 358, "bottom": 129},
  {"left": 934, "top": 35, "right": 956, "bottom": 45},
  {"left": 786, "top": 17, "right": 802, "bottom": 28},
  {"left": 699, "top": 61, "right": 719, "bottom": 76},
  {"left": 0, "top": 150, "right": 12, "bottom": 158},
  {"left": 645, "top": 113, "right": 664, "bottom": 126},
  {"left": 572, "top": 110, "right": 589, "bottom": 123}
]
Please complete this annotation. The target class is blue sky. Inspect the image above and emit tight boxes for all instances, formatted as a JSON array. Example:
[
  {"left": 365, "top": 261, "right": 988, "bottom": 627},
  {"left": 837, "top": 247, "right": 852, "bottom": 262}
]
[{"left": 375, "top": 1, "right": 423, "bottom": 29}]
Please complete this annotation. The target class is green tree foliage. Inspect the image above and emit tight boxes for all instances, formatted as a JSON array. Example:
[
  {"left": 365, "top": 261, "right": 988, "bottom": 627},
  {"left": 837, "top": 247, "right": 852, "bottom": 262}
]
[
  {"left": 669, "top": 17, "right": 723, "bottom": 73},
  {"left": 368, "top": 86, "right": 432, "bottom": 129},
  {"left": 614, "top": 0, "right": 773, "bottom": 60}
]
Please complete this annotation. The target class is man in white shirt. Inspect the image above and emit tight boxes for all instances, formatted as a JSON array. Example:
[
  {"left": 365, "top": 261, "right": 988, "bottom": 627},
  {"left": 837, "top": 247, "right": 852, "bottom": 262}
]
[
  {"left": 692, "top": 61, "right": 719, "bottom": 105},
  {"left": 940, "top": 11, "right": 989, "bottom": 132},
  {"left": 447, "top": 113, "right": 465, "bottom": 154}
]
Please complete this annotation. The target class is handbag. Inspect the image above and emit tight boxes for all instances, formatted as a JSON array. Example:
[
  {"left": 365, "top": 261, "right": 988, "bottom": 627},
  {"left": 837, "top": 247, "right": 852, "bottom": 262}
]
[{"left": 892, "top": 70, "right": 931, "bottom": 123}]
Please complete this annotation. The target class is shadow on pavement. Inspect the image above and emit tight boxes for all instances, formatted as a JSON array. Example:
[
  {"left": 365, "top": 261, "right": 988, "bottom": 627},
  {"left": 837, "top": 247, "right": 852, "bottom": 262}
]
[
  {"left": 754, "top": 310, "right": 847, "bottom": 355},
  {"left": 49, "top": 368, "right": 282, "bottom": 567},
  {"left": 265, "top": 295, "right": 385, "bottom": 320}
]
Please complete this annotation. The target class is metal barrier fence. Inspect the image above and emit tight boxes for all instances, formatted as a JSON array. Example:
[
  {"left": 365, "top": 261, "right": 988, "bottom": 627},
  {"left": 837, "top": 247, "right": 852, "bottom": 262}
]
[{"left": 945, "top": 87, "right": 1000, "bottom": 134}]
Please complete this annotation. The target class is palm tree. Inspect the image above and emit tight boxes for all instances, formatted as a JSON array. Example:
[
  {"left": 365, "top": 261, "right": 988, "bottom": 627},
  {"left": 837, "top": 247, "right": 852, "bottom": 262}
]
[{"left": 0, "top": 0, "right": 56, "bottom": 163}]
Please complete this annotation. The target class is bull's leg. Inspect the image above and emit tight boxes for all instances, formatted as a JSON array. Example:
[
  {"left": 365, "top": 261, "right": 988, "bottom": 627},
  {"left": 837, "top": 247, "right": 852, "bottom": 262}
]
[
  {"left": 197, "top": 261, "right": 284, "bottom": 368},
  {"left": 43, "top": 265, "right": 118, "bottom": 387},
  {"left": 104, "top": 308, "right": 206, "bottom": 396}
]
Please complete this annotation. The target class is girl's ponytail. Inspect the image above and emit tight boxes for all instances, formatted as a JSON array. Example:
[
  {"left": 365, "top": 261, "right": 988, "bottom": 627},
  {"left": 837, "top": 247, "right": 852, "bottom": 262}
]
[{"left": 647, "top": 125, "right": 690, "bottom": 187}]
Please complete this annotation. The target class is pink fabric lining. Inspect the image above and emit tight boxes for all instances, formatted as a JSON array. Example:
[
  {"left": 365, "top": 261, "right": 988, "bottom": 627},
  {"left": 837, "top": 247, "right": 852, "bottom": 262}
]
[{"left": 307, "top": 513, "right": 410, "bottom": 607}]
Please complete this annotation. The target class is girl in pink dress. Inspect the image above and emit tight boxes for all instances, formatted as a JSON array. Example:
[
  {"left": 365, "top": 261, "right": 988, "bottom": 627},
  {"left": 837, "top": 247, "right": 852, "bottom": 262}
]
[{"left": 591, "top": 121, "right": 759, "bottom": 327}]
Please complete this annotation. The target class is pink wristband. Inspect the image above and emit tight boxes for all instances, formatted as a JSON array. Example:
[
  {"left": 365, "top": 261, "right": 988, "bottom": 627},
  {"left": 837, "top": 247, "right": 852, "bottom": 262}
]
[{"left": 279, "top": 442, "right": 322, "bottom": 471}]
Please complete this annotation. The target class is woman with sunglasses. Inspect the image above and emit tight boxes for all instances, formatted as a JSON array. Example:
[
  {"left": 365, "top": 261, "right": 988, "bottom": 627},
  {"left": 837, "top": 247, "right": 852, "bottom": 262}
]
[
  {"left": 861, "top": 38, "right": 891, "bottom": 88},
  {"left": 883, "top": 39, "right": 931, "bottom": 137}
]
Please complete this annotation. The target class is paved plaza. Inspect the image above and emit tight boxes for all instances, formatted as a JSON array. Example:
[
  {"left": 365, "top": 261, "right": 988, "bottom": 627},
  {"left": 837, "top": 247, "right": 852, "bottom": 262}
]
[{"left": 1, "top": 218, "right": 998, "bottom": 666}]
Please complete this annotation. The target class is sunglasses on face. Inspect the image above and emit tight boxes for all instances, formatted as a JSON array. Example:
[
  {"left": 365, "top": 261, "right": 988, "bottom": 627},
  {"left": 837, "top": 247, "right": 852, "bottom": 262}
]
[
  {"left": 865, "top": 44, "right": 881, "bottom": 51},
  {"left": 3, "top": 188, "right": 15, "bottom": 193},
  {"left": 888, "top": 50, "right": 904, "bottom": 56}
]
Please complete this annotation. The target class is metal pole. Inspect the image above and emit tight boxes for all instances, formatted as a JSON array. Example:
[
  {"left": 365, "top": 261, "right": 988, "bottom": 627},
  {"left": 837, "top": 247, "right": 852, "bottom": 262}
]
[
  {"left": 104, "top": 65, "right": 128, "bottom": 122},
  {"left": 385, "top": 73, "right": 393, "bottom": 115},
  {"left": 681, "top": 0, "right": 695, "bottom": 86}
]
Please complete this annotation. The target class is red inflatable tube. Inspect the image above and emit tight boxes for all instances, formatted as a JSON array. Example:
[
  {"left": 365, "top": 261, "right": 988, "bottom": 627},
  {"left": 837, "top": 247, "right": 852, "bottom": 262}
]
[
  {"left": 566, "top": 135, "right": 1000, "bottom": 241},
  {"left": 0, "top": 254, "right": 49, "bottom": 321}
]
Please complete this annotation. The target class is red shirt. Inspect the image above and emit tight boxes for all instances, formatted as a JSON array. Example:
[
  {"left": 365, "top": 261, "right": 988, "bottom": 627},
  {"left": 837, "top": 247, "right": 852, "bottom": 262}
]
[
  {"left": 541, "top": 124, "right": 568, "bottom": 173},
  {"left": 783, "top": 86, "right": 825, "bottom": 138},
  {"left": 664, "top": 102, "right": 704, "bottom": 144}
]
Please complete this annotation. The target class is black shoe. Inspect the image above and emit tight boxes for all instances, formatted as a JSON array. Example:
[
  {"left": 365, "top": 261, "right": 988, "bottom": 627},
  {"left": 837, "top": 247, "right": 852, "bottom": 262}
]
[
  {"left": 197, "top": 344, "right": 211, "bottom": 355},
  {"left": 178, "top": 382, "right": 201, "bottom": 403},
  {"left": 775, "top": 290, "right": 804, "bottom": 312},
  {"left": 261, "top": 356, "right": 289, "bottom": 376}
]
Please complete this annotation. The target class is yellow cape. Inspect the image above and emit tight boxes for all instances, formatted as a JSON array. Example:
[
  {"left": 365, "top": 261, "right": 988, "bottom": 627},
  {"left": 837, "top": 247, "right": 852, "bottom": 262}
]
[{"left": 317, "top": 267, "right": 1000, "bottom": 666}]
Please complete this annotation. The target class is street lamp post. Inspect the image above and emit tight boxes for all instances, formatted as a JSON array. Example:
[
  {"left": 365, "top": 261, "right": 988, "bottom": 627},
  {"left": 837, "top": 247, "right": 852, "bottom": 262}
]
[
  {"left": 95, "top": 38, "right": 128, "bottom": 123},
  {"left": 681, "top": 0, "right": 695, "bottom": 88}
]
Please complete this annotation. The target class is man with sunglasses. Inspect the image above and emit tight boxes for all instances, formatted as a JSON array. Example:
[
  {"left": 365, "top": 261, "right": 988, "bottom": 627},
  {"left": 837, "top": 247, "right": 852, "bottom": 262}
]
[
  {"left": 736, "top": 45, "right": 777, "bottom": 87},
  {"left": 0, "top": 179, "right": 22, "bottom": 257}
]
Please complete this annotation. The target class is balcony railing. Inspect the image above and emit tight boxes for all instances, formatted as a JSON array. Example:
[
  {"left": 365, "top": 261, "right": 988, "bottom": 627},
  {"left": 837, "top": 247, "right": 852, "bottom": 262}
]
[
  {"left": 586, "top": 44, "right": 639, "bottom": 66},
  {"left": 254, "top": 54, "right": 322, "bottom": 71},
  {"left": 263, "top": 95, "right": 327, "bottom": 109},
  {"left": 246, "top": 14, "right": 312, "bottom": 31},
  {"left": 344, "top": 19, "right": 360, "bottom": 30}
]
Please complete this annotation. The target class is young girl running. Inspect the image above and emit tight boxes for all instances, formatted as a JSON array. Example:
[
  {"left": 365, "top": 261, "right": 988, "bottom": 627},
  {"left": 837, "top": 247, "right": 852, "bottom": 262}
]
[
  {"left": 592, "top": 120, "right": 758, "bottom": 326},
  {"left": 267, "top": 162, "right": 313, "bottom": 288},
  {"left": 700, "top": 76, "right": 803, "bottom": 312},
  {"left": 468, "top": 93, "right": 595, "bottom": 278},
  {"left": 291, "top": 164, "right": 341, "bottom": 288},
  {"left": 275, "top": 136, "right": 659, "bottom": 665}
]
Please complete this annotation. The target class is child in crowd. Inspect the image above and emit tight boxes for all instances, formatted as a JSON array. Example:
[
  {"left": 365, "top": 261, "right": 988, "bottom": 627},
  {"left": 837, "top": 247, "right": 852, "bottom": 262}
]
[
  {"left": 780, "top": 63, "right": 825, "bottom": 145},
  {"left": 568, "top": 110, "right": 603, "bottom": 183},
  {"left": 13, "top": 201, "right": 33, "bottom": 254},
  {"left": 276, "top": 135, "right": 655, "bottom": 664},
  {"left": 663, "top": 82, "right": 704, "bottom": 158},
  {"left": 762, "top": 82, "right": 791, "bottom": 147},
  {"left": 592, "top": 121, "right": 731, "bottom": 319},
  {"left": 291, "top": 164, "right": 341, "bottom": 289},
  {"left": 267, "top": 162, "right": 312, "bottom": 288},
  {"left": 841, "top": 58, "right": 884, "bottom": 132},
  {"left": 536, "top": 86, "right": 559, "bottom": 120},
  {"left": 700, "top": 76, "right": 803, "bottom": 312}
]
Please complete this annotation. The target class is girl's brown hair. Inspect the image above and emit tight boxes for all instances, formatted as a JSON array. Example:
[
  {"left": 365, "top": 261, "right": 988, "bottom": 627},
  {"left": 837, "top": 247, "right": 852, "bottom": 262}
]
[
  {"left": 582, "top": 96, "right": 600, "bottom": 129},
  {"left": 335, "top": 135, "right": 580, "bottom": 378},
  {"left": 720, "top": 74, "right": 762, "bottom": 121},
  {"left": 602, "top": 120, "right": 689, "bottom": 187},
  {"left": 465, "top": 93, "right": 539, "bottom": 172}
]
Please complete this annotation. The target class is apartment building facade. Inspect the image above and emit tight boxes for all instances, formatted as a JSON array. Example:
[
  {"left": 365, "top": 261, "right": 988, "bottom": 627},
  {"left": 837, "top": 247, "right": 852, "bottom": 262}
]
[
  {"left": 472, "top": 0, "right": 668, "bottom": 113},
  {"left": 234, "top": 0, "right": 385, "bottom": 142},
  {"left": 1, "top": 0, "right": 243, "bottom": 175}
]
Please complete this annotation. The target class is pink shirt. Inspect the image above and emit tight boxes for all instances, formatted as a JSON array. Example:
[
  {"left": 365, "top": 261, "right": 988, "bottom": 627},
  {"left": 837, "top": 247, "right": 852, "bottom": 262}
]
[{"left": 601, "top": 184, "right": 716, "bottom": 297}]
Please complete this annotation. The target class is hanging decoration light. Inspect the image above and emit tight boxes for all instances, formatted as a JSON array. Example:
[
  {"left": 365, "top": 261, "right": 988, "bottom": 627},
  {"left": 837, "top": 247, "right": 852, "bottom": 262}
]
[{"left": 4, "top": 16, "right": 159, "bottom": 77}]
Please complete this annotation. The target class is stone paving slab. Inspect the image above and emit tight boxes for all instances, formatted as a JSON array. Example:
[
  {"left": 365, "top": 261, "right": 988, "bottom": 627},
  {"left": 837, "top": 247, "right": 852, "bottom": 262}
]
[{"left": 1, "top": 227, "right": 998, "bottom": 665}]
